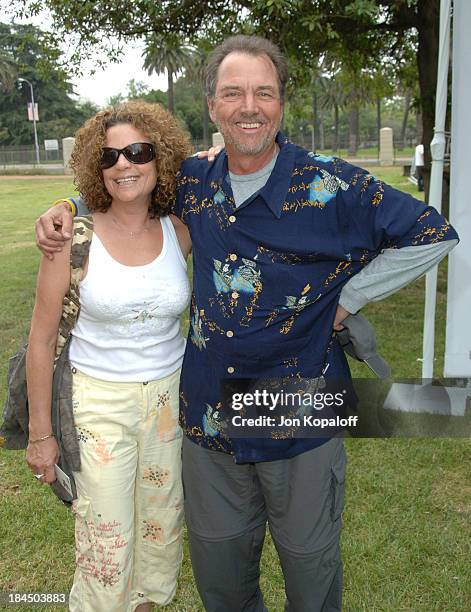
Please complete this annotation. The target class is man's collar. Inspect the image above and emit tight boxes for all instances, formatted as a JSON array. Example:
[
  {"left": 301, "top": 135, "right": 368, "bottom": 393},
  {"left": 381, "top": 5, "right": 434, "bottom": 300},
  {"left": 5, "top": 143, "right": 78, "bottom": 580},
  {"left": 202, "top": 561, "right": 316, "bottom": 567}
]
[
  {"left": 213, "top": 132, "right": 295, "bottom": 218},
  {"left": 258, "top": 132, "right": 294, "bottom": 218},
  {"left": 212, "top": 143, "right": 229, "bottom": 179}
]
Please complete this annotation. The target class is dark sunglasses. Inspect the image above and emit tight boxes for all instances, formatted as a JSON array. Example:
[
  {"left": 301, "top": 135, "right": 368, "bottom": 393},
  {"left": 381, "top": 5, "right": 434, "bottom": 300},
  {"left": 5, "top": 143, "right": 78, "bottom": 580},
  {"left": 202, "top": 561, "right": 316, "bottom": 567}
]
[{"left": 100, "top": 142, "right": 156, "bottom": 169}]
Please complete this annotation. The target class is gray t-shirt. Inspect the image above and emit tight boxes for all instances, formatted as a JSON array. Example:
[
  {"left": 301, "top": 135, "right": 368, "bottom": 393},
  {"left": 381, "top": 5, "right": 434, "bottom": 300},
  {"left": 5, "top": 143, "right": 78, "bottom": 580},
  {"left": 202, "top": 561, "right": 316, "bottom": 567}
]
[{"left": 228, "top": 152, "right": 278, "bottom": 207}]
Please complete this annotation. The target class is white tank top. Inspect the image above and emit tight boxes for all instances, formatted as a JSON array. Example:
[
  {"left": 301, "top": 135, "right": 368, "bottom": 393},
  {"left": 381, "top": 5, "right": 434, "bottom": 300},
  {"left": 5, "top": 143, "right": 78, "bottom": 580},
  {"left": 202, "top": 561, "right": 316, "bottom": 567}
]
[{"left": 70, "top": 215, "right": 191, "bottom": 382}]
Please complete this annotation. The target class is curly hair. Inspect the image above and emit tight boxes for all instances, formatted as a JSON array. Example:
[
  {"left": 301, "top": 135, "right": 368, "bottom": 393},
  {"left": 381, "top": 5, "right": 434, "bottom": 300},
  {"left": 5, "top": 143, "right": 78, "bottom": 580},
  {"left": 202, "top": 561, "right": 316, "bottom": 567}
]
[{"left": 69, "top": 100, "right": 193, "bottom": 217}]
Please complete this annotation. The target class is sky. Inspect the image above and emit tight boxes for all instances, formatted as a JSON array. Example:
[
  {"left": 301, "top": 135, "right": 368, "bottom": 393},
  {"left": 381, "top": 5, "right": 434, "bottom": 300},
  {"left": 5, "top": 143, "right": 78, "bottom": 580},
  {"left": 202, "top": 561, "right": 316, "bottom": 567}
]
[
  {"left": 0, "top": 5, "right": 168, "bottom": 107},
  {"left": 71, "top": 47, "right": 168, "bottom": 107}
]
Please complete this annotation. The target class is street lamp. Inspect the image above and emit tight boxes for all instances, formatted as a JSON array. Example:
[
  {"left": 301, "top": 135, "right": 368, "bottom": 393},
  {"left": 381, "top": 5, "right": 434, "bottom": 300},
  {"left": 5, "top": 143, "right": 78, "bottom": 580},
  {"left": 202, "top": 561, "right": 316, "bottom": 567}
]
[{"left": 18, "top": 77, "right": 40, "bottom": 165}]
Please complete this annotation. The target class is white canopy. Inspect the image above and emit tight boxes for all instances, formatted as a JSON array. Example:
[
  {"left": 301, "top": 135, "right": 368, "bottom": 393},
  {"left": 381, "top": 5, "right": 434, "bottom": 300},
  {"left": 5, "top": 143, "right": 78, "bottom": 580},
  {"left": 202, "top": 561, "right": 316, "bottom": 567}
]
[{"left": 422, "top": 0, "right": 471, "bottom": 378}]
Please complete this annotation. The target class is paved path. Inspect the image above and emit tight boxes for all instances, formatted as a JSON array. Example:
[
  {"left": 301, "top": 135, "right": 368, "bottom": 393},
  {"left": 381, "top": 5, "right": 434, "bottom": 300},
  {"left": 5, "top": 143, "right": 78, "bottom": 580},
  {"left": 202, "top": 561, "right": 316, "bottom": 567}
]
[{"left": 0, "top": 163, "right": 64, "bottom": 171}]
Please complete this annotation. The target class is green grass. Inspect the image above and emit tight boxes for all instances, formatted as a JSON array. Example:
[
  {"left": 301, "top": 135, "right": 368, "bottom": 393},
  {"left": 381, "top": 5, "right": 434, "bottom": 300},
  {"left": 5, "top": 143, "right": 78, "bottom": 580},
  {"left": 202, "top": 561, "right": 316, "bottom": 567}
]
[
  {"left": 0, "top": 174, "right": 469, "bottom": 611},
  {"left": 314, "top": 147, "right": 414, "bottom": 160}
]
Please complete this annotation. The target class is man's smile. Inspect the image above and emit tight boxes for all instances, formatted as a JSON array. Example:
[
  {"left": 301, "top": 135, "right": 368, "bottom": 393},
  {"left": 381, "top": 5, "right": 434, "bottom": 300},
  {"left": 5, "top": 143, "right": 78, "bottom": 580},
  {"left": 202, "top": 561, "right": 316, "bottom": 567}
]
[{"left": 236, "top": 121, "right": 264, "bottom": 130}]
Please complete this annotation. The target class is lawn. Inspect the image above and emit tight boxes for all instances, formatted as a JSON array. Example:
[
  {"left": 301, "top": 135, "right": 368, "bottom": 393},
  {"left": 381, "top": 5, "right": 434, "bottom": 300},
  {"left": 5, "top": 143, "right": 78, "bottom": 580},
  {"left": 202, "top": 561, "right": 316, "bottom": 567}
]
[
  {"left": 0, "top": 170, "right": 469, "bottom": 611},
  {"left": 312, "top": 147, "right": 413, "bottom": 160}
]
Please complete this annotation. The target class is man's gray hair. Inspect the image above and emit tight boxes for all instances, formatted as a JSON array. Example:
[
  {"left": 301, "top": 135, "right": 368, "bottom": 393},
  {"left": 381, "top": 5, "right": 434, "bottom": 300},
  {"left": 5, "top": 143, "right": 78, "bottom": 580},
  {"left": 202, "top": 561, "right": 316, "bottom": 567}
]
[{"left": 205, "top": 35, "right": 289, "bottom": 102}]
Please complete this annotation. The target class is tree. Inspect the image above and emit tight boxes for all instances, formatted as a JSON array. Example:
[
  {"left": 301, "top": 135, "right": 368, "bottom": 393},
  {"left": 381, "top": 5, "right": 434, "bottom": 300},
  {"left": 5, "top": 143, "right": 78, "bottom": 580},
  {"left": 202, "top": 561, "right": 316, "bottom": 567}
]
[
  {"left": 110, "top": 73, "right": 213, "bottom": 145},
  {"left": 318, "top": 57, "right": 393, "bottom": 156},
  {"left": 143, "top": 33, "right": 192, "bottom": 114},
  {"left": 126, "top": 79, "right": 149, "bottom": 99},
  {"left": 395, "top": 44, "right": 420, "bottom": 148},
  {"left": 241, "top": 0, "right": 439, "bottom": 192},
  {"left": 14, "top": 0, "right": 439, "bottom": 193},
  {"left": 0, "top": 50, "right": 16, "bottom": 90},
  {"left": 184, "top": 43, "right": 213, "bottom": 148},
  {"left": 0, "top": 22, "right": 98, "bottom": 145},
  {"left": 318, "top": 74, "right": 346, "bottom": 152},
  {"left": 106, "top": 93, "right": 125, "bottom": 107}
]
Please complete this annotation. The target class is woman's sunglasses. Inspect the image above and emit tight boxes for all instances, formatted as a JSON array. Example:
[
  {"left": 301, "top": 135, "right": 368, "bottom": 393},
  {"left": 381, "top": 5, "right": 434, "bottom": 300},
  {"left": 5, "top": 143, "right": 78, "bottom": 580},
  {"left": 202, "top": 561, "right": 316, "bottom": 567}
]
[{"left": 100, "top": 142, "right": 156, "bottom": 169}]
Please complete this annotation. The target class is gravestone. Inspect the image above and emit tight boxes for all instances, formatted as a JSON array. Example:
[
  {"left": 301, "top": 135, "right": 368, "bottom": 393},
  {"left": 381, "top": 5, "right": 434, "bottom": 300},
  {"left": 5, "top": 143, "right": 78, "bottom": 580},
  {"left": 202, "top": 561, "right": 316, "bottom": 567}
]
[
  {"left": 212, "top": 132, "right": 225, "bottom": 148},
  {"left": 62, "top": 137, "right": 75, "bottom": 175},
  {"left": 379, "top": 127, "right": 394, "bottom": 166}
]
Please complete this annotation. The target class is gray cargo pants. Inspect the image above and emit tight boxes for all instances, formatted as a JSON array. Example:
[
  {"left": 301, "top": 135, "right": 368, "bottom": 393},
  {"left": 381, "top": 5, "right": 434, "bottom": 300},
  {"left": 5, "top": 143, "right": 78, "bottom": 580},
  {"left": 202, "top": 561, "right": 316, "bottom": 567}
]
[{"left": 182, "top": 437, "right": 346, "bottom": 612}]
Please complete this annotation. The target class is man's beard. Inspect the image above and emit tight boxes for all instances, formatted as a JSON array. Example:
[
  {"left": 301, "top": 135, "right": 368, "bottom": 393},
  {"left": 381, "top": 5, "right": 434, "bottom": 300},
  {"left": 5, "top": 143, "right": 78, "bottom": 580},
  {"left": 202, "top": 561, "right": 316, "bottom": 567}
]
[{"left": 214, "top": 116, "right": 281, "bottom": 156}]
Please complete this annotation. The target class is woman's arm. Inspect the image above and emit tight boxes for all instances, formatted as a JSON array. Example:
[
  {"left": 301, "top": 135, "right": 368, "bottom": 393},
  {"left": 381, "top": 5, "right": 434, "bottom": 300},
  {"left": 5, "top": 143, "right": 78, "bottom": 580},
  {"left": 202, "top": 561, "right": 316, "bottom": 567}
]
[
  {"left": 169, "top": 213, "right": 192, "bottom": 258},
  {"left": 25, "top": 243, "right": 71, "bottom": 484}
]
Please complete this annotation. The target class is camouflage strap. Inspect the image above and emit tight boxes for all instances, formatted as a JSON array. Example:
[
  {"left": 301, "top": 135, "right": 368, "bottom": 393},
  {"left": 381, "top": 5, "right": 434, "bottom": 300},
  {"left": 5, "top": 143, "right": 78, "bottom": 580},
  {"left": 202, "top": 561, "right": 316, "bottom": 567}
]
[{"left": 54, "top": 215, "right": 93, "bottom": 361}]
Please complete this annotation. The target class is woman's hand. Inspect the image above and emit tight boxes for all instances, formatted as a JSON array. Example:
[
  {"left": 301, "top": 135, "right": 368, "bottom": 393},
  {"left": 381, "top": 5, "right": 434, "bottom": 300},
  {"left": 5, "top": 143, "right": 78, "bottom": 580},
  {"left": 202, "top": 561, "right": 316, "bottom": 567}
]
[
  {"left": 196, "top": 145, "right": 224, "bottom": 162},
  {"left": 26, "top": 437, "right": 59, "bottom": 484},
  {"left": 36, "top": 201, "right": 74, "bottom": 260}
]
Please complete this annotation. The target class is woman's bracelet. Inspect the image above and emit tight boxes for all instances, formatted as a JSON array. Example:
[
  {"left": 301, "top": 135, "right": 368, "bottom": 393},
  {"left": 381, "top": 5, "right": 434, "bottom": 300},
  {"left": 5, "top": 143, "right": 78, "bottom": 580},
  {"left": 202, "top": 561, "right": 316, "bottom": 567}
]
[
  {"left": 29, "top": 433, "right": 55, "bottom": 444},
  {"left": 53, "top": 198, "right": 77, "bottom": 216}
]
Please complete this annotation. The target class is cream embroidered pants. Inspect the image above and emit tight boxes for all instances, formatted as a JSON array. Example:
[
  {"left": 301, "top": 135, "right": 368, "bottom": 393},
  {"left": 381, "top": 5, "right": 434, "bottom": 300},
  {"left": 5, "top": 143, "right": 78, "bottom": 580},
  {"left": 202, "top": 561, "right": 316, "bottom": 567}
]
[{"left": 68, "top": 367, "right": 183, "bottom": 612}]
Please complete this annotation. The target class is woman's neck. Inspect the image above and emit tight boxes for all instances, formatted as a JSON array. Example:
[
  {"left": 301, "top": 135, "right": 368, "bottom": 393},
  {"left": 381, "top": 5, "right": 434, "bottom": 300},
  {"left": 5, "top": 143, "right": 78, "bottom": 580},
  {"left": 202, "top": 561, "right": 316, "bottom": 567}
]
[
  {"left": 108, "top": 200, "right": 150, "bottom": 224},
  {"left": 106, "top": 201, "right": 154, "bottom": 237}
]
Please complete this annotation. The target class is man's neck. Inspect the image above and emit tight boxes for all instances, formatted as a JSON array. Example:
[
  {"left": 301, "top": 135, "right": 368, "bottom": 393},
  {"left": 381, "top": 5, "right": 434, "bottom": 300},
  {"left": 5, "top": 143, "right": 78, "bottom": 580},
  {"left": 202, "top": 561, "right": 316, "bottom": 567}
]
[{"left": 227, "top": 142, "right": 278, "bottom": 175}]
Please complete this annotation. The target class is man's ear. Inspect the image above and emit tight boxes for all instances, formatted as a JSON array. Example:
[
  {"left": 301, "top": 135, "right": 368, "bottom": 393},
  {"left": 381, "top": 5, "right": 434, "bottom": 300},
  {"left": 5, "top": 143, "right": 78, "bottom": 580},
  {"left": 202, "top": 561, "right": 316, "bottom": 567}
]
[{"left": 207, "top": 96, "right": 216, "bottom": 123}]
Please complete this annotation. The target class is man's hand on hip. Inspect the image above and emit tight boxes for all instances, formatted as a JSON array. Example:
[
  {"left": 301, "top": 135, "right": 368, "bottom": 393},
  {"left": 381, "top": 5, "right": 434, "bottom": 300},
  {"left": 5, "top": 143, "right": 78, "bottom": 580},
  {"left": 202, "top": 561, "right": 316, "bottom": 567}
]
[
  {"left": 35, "top": 201, "right": 74, "bottom": 260},
  {"left": 333, "top": 304, "right": 351, "bottom": 331}
]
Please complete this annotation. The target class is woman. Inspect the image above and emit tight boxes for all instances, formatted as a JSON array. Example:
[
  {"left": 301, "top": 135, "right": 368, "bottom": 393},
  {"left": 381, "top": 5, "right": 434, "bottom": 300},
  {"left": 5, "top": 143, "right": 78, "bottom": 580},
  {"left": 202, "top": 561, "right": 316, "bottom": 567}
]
[{"left": 26, "top": 101, "right": 193, "bottom": 611}]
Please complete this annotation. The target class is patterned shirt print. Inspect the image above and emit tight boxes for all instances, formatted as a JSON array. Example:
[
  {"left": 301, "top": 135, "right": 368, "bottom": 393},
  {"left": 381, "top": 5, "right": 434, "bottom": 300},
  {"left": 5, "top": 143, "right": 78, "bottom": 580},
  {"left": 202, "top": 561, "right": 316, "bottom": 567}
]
[{"left": 174, "top": 132, "right": 458, "bottom": 463}]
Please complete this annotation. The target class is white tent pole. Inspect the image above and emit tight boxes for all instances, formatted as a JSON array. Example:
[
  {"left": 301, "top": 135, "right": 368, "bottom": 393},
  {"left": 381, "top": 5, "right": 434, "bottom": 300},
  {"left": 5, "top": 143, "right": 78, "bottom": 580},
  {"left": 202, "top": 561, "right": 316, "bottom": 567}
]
[
  {"left": 421, "top": 0, "right": 452, "bottom": 380},
  {"left": 444, "top": 0, "right": 471, "bottom": 377}
]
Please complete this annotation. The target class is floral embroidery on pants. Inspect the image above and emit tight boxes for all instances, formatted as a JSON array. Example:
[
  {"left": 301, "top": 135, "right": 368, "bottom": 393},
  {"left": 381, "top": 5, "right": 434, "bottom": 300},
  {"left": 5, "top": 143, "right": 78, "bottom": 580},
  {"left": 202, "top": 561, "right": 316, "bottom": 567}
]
[
  {"left": 155, "top": 391, "right": 178, "bottom": 440},
  {"left": 143, "top": 464, "right": 170, "bottom": 487},
  {"left": 76, "top": 426, "right": 113, "bottom": 464},
  {"left": 74, "top": 502, "right": 128, "bottom": 588},
  {"left": 142, "top": 519, "right": 164, "bottom": 543}
]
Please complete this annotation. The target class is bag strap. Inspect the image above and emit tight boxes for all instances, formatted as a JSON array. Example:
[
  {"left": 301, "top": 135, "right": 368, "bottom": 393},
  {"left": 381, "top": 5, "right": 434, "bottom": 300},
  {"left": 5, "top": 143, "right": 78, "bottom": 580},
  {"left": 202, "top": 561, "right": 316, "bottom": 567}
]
[{"left": 54, "top": 215, "right": 94, "bottom": 361}]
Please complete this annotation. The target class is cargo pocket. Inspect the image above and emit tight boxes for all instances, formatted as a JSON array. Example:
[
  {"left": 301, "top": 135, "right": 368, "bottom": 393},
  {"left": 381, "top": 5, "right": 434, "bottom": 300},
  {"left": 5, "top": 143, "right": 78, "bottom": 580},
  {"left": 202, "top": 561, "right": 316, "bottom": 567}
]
[{"left": 330, "top": 450, "right": 347, "bottom": 522}]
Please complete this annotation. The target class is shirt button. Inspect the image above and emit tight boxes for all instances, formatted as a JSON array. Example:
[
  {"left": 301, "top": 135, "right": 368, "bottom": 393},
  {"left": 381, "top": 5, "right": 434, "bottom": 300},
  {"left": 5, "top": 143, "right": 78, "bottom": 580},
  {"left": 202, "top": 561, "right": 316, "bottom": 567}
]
[
  {"left": 227, "top": 366, "right": 235, "bottom": 374},
  {"left": 226, "top": 330, "right": 234, "bottom": 338},
  {"left": 231, "top": 291, "right": 239, "bottom": 299},
  {"left": 229, "top": 215, "right": 236, "bottom": 223},
  {"left": 229, "top": 253, "right": 237, "bottom": 261}
]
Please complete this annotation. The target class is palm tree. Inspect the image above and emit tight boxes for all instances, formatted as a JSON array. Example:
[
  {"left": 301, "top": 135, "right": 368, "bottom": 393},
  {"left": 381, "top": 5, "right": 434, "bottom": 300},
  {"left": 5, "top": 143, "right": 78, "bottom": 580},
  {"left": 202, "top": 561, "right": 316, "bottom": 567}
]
[
  {"left": 320, "top": 63, "right": 391, "bottom": 156},
  {"left": 318, "top": 74, "right": 346, "bottom": 153},
  {"left": 0, "top": 51, "right": 16, "bottom": 90},
  {"left": 399, "top": 92, "right": 412, "bottom": 148},
  {"left": 143, "top": 33, "right": 192, "bottom": 114},
  {"left": 185, "top": 44, "right": 211, "bottom": 148}
]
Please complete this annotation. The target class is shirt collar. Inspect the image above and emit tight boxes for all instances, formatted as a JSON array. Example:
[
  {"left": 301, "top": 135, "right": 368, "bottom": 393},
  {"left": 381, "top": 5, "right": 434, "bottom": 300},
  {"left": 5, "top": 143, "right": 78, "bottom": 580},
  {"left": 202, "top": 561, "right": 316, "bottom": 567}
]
[{"left": 213, "top": 132, "right": 295, "bottom": 219}]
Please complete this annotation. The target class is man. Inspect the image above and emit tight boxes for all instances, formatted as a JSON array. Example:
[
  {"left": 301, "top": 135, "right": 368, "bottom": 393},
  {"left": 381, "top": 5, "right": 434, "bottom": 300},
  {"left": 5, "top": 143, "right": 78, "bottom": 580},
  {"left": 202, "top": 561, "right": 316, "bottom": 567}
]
[
  {"left": 414, "top": 143, "right": 425, "bottom": 191},
  {"left": 37, "top": 36, "right": 457, "bottom": 611}
]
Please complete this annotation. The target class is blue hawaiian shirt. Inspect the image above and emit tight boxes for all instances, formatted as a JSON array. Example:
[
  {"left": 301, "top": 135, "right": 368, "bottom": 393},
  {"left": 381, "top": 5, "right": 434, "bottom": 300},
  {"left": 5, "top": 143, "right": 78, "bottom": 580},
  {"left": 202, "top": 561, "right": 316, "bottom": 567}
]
[{"left": 174, "top": 133, "right": 457, "bottom": 463}]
